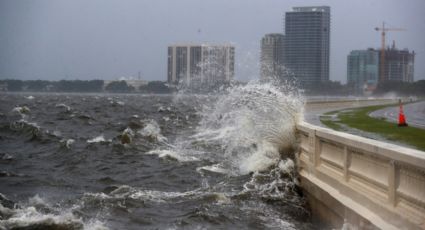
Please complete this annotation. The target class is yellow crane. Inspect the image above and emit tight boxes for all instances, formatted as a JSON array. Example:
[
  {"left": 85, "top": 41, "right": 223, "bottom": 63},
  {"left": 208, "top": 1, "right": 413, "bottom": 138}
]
[{"left": 374, "top": 22, "right": 405, "bottom": 83}]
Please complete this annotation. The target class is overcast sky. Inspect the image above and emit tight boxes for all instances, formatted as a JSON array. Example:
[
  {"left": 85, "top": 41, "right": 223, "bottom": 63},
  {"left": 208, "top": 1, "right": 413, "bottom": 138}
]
[{"left": 1, "top": 0, "right": 424, "bottom": 83}]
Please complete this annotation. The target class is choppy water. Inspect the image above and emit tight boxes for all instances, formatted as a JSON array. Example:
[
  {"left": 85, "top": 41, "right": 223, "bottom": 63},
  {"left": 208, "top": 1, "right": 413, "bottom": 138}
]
[{"left": 0, "top": 82, "right": 317, "bottom": 230}]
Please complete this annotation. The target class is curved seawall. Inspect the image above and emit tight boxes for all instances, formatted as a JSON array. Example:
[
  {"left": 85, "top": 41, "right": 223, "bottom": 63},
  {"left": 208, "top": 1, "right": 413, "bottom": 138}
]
[{"left": 296, "top": 121, "right": 425, "bottom": 229}]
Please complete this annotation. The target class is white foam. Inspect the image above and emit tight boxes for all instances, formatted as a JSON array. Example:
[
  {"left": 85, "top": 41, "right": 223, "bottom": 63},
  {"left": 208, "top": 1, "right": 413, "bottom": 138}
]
[
  {"left": 138, "top": 120, "right": 167, "bottom": 142},
  {"left": 85, "top": 185, "right": 229, "bottom": 206},
  {"left": 84, "top": 220, "right": 109, "bottom": 230},
  {"left": 123, "top": 127, "right": 134, "bottom": 136},
  {"left": 11, "top": 106, "right": 31, "bottom": 114},
  {"left": 28, "top": 194, "right": 47, "bottom": 207},
  {"left": 196, "top": 164, "right": 229, "bottom": 174},
  {"left": 61, "top": 139, "right": 75, "bottom": 148},
  {"left": 162, "top": 116, "right": 170, "bottom": 121},
  {"left": 278, "top": 158, "right": 295, "bottom": 175},
  {"left": 0, "top": 194, "right": 109, "bottom": 230},
  {"left": 146, "top": 149, "right": 199, "bottom": 162},
  {"left": 239, "top": 141, "right": 280, "bottom": 174},
  {"left": 87, "top": 135, "right": 109, "bottom": 143},
  {"left": 55, "top": 103, "right": 71, "bottom": 112},
  {"left": 0, "top": 207, "right": 79, "bottom": 229}
]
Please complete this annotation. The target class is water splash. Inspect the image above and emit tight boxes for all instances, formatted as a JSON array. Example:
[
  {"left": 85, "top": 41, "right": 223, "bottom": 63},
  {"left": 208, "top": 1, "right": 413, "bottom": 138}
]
[
  {"left": 137, "top": 119, "right": 167, "bottom": 143},
  {"left": 194, "top": 81, "right": 304, "bottom": 174}
]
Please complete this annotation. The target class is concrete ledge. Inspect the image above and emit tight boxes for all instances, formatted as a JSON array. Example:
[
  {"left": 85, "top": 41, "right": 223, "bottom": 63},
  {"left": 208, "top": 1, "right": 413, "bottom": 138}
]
[{"left": 296, "top": 121, "right": 425, "bottom": 229}]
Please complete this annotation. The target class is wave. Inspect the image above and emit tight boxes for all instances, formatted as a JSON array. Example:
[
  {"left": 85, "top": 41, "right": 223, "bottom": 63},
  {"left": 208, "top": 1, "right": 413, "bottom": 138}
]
[
  {"left": 146, "top": 82, "right": 303, "bottom": 174},
  {"left": 82, "top": 185, "right": 228, "bottom": 206},
  {"left": 194, "top": 81, "right": 304, "bottom": 174},
  {"left": 60, "top": 138, "right": 75, "bottom": 149},
  {"left": 146, "top": 149, "right": 199, "bottom": 162},
  {"left": 9, "top": 119, "right": 42, "bottom": 141},
  {"left": 0, "top": 194, "right": 108, "bottom": 230},
  {"left": 137, "top": 119, "right": 167, "bottom": 143},
  {"left": 11, "top": 106, "right": 31, "bottom": 115},
  {"left": 87, "top": 135, "right": 110, "bottom": 144},
  {"left": 55, "top": 103, "right": 72, "bottom": 112}
]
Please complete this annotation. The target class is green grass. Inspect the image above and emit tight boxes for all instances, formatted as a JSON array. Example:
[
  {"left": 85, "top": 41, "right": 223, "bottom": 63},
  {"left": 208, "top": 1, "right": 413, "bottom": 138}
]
[
  {"left": 320, "top": 111, "right": 343, "bottom": 131},
  {"left": 320, "top": 104, "right": 425, "bottom": 151}
]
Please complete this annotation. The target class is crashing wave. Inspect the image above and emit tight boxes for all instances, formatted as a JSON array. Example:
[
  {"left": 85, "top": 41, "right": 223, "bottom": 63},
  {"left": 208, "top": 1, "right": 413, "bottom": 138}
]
[
  {"left": 138, "top": 119, "right": 167, "bottom": 142},
  {"left": 120, "top": 127, "right": 134, "bottom": 144},
  {"left": 11, "top": 106, "right": 31, "bottom": 119},
  {"left": 0, "top": 194, "right": 108, "bottom": 230},
  {"left": 55, "top": 103, "right": 72, "bottom": 112},
  {"left": 194, "top": 81, "right": 304, "bottom": 174},
  {"left": 9, "top": 119, "right": 42, "bottom": 140}
]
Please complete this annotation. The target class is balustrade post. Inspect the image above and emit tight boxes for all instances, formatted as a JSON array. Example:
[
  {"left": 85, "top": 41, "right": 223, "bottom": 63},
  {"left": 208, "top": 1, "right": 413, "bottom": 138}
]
[
  {"left": 343, "top": 146, "right": 349, "bottom": 182},
  {"left": 388, "top": 160, "right": 396, "bottom": 206}
]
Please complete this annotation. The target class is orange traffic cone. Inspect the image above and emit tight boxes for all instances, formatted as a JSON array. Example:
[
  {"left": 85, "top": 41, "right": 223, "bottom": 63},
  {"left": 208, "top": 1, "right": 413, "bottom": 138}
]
[{"left": 398, "top": 100, "right": 408, "bottom": 127}]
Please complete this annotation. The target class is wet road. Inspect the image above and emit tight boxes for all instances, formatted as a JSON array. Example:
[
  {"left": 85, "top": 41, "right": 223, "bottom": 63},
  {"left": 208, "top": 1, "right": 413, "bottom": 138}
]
[
  {"left": 369, "top": 101, "right": 425, "bottom": 129},
  {"left": 303, "top": 98, "right": 397, "bottom": 126}
]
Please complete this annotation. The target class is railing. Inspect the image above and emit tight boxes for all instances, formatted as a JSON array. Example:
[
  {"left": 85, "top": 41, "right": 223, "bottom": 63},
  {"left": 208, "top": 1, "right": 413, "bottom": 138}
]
[{"left": 297, "top": 121, "right": 425, "bottom": 229}]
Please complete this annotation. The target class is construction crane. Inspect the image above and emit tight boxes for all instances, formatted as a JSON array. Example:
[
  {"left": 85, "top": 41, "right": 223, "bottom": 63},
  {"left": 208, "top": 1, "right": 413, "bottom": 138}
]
[{"left": 375, "top": 22, "right": 405, "bottom": 83}]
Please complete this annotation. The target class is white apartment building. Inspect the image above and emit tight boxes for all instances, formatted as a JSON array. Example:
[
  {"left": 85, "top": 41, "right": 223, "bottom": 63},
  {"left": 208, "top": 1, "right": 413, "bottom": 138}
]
[{"left": 167, "top": 43, "right": 235, "bottom": 86}]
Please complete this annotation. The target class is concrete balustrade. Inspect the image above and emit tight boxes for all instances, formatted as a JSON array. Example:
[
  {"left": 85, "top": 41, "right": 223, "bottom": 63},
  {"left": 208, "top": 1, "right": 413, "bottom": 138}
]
[{"left": 296, "top": 121, "right": 425, "bottom": 229}]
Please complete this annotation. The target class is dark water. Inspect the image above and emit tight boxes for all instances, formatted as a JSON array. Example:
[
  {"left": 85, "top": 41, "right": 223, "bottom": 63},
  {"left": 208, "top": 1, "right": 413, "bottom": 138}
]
[{"left": 0, "top": 89, "right": 316, "bottom": 229}]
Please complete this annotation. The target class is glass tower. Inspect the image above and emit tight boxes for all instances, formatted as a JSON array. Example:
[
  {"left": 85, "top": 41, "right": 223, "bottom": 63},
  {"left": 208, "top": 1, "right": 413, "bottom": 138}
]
[{"left": 284, "top": 6, "right": 330, "bottom": 86}]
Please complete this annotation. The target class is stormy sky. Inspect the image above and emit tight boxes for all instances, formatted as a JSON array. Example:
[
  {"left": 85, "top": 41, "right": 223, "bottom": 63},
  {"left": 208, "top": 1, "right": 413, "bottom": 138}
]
[{"left": 1, "top": 0, "right": 424, "bottom": 83}]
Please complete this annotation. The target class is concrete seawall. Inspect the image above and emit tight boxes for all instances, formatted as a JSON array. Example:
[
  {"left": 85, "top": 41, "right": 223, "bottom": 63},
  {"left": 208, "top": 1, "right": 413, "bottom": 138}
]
[{"left": 296, "top": 122, "right": 425, "bottom": 229}]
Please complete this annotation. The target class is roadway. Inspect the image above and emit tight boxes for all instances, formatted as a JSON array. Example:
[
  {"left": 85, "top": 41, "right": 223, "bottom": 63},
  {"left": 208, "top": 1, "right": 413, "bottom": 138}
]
[
  {"left": 369, "top": 101, "right": 425, "bottom": 129},
  {"left": 303, "top": 98, "right": 396, "bottom": 127}
]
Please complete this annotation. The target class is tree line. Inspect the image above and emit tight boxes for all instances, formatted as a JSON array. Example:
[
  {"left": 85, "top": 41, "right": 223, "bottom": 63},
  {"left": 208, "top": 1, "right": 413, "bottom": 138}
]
[
  {"left": 1, "top": 79, "right": 424, "bottom": 96},
  {"left": 374, "top": 80, "right": 425, "bottom": 96},
  {"left": 303, "top": 80, "right": 425, "bottom": 96},
  {"left": 0, "top": 79, "right": 173, "bottom": 94}
]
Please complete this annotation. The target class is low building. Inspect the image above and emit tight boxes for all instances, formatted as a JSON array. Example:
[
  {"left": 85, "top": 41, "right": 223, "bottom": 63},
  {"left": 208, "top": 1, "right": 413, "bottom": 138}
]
[
  {"left": 347, "top": 49, "right": 379, "bottom": 95},
  {"left": 260, "top": 33, "right": 285, "bottom": 81}
]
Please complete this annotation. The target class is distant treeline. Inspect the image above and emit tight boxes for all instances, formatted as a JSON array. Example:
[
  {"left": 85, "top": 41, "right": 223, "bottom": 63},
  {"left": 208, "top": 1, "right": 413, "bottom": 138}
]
[
  {"left": 303, "top": 81, "right": 351, "bottom": 96},
  {"left": 0, "top": 79, "right": 173, "bottom": 94},
  {"left": 303, "top": 80, "right": 425, "bottom": 96},
  {"left": 0, "top": 79, "right": 105, "bottom": 92},
  {"left": 1, "top": 79, "right": 424, "bottom": 96},
  {"left": 374, "top": 80, "right": 425, "bottom": 96}
]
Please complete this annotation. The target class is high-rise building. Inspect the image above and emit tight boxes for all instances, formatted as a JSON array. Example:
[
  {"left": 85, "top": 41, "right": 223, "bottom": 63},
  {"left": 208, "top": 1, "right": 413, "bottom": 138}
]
[
  {"left": 260, "top": 33, "right": 285, "bottom": 81},
  {"left": 347, "top": 49, "right": 379, "bottom": 95},
  {"left": 381, "top": 43, "right": 415, "bottom": 82},
  {"left": 283, "top": 6, "right": 330, "bottom": 86},
  {"left": 167, "top": 43, "right": 235, "bottom": 86}
]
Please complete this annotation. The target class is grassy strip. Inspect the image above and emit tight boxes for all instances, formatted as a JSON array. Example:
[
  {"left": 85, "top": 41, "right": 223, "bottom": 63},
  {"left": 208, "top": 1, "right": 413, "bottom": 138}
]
[{"left": 320, "top": 104, "right": 425, "bottom": 151}]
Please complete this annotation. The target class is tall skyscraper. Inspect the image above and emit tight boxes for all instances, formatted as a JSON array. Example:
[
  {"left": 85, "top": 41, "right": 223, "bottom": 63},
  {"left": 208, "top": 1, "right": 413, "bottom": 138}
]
[
  {"left": 260, "top": 33, "right": 285, "bottom": 81},
  {"left": 347, "top": 49, "right": 379, "bottom": 95},
  {"left": 167, "top": 43, "right": 235, "bottom": 86},
  {"left": 284, "top": 6, "right": 330, "bottom": 86}
]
